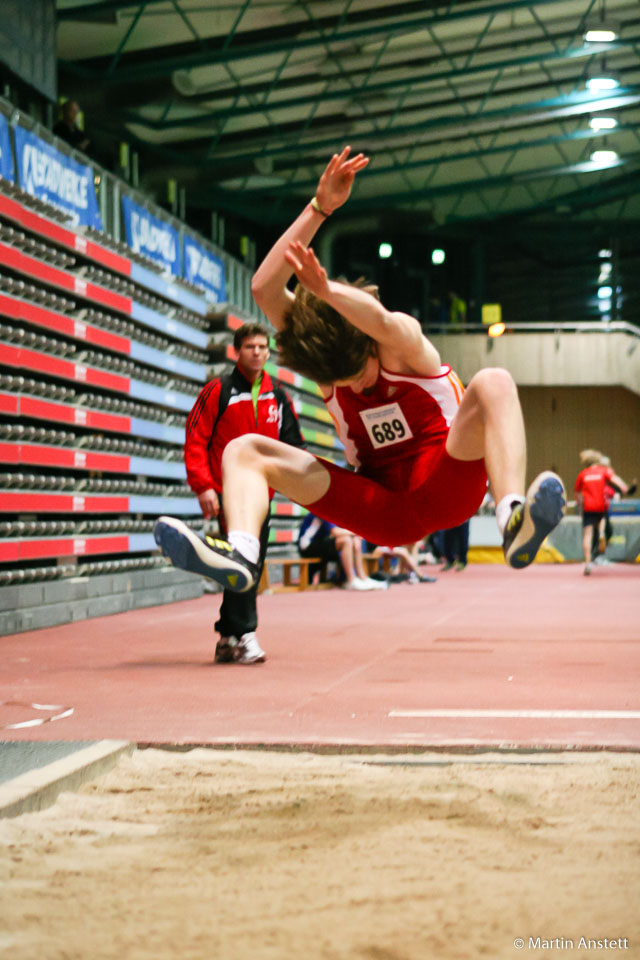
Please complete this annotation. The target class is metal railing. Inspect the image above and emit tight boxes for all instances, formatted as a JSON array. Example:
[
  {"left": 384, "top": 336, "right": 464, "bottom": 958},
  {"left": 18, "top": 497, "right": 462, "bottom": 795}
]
[{"left": 424, "top": 320, "right": 640, "bottom": 338}]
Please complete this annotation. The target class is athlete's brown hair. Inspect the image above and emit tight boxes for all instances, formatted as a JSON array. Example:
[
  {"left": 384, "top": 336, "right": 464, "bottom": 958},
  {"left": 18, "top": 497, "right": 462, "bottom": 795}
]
[
  {"left": 233, "top": 321, "right": 269, "bottom": 351},
  {"left": 276, "top": 279, "right": 379, "bottom": 384}
]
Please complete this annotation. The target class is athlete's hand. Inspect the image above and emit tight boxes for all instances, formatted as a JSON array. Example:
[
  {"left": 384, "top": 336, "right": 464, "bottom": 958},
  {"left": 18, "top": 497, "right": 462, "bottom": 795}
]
[
  {"left": 197, "top": 488, "right": 220, "bottom": 519},
  {"left": 316, "top": 146, "right": 369, "bottom": 214},
  {"left": 284, "top": 241, "right": 331, "bottom": 299}
]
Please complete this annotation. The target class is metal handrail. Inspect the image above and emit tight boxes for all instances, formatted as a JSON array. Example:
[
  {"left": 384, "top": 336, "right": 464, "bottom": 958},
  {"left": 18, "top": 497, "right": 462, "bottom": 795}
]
[{"left": 424, "top": 320, "right": 640, "bottom": 338}]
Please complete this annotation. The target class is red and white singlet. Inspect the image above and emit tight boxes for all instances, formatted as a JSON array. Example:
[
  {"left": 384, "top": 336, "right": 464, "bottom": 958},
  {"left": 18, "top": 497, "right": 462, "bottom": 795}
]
[
  {"left": 324, "top": 364, "right": 465, "bottom": 488},
  {"left": 308, "top": 363, "right": 486, "bottom": 545}
]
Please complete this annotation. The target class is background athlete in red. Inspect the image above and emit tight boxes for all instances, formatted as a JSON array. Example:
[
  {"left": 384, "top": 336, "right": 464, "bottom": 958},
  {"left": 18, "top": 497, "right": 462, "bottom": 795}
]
[{"left": 575, "top": 450, "right": 633, "bottom": 576}]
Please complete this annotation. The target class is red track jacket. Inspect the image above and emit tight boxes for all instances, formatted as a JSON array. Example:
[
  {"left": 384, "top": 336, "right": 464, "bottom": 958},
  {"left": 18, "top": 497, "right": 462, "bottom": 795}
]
[{"left": 184, "top": 366, "right": 305, "bottom": 495}]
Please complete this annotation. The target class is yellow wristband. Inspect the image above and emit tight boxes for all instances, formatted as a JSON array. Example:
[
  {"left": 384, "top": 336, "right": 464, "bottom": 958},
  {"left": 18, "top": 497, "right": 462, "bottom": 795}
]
[{"left": 311, "top": 196, "right": 330, "bottom": 217}]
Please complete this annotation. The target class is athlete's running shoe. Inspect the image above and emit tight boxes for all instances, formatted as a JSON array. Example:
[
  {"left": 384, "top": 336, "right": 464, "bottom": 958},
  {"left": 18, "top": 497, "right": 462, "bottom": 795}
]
[
  {"left": 502, "top": 471, "right": 566, "bottom": 569},
  {"left": 153, "top": 516, "right": 257, "bottom": 592}
]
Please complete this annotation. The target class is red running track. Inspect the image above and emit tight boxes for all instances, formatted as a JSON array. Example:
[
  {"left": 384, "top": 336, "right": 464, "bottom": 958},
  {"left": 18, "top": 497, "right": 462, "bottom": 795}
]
[{"left": 1, "top": 564, "right": 639, "bottom": 751}]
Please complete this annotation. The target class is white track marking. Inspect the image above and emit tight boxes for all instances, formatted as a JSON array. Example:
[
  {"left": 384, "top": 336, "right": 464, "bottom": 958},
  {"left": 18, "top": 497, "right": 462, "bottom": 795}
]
[{"left": 389, "top": 709, "right": 640, "bottom": 719}]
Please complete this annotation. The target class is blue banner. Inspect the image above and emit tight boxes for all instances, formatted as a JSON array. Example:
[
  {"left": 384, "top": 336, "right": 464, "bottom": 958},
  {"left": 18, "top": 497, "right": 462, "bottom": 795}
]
[
  {"left": 0, "top": 114, "right": 14, "bottom": 183},
  {"left": 183, "top": 235, "right": 226, "bottom": 302},
  {"left": 13, "top": 125, "right": 102, "bottom": 228},
  {"left": 122, "top": 195, "right": 180, "bottom": 275}
]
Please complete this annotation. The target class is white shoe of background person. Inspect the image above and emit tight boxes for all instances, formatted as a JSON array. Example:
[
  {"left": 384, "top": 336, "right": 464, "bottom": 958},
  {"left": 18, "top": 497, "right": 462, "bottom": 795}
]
[
  {"left": 583, "top": 562, "right": 592, "bottom": 576},
  {"left": 343, "top": 577, "right": 370, "bottom": 591},
  {"left": 343, "top": 577, "right": 382, "bottom": 591},
  {"left": 361, "top": 576, "right": 388, "bottom": 590},
  {"left": 235, "top": 632, "right": 266, "bottom": 664}
]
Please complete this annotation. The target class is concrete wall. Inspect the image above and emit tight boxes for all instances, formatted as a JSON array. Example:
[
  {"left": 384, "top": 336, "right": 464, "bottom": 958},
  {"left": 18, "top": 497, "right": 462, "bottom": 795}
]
[
  {"left": 0, "top": 567, "right": 204, "bottom": 637},
  {"left": 430, "top": 329, "right": 640, "bottom": 489},
  {"left": 430, "top": 330, "right": 640, "bottom": 395}
]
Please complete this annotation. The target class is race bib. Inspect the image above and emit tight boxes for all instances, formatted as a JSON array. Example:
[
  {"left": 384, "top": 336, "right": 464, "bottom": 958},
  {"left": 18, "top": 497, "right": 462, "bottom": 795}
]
[{"left": 359, "top": 402, "right": 413, "bottom": 450}]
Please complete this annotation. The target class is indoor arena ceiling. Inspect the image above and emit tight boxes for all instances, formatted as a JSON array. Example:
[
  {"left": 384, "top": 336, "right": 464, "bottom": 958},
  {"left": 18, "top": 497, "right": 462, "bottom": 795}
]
[{"left": 56, "top": 0, "right": 640, "bottom": 228}]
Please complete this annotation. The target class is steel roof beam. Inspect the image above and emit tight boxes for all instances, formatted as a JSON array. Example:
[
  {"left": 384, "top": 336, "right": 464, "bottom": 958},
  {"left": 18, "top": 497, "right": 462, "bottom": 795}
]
[
  {"left": 60, "top": 0, "right": 572, "bottom": 83},
  {"left": 126, "top": 28, "right": 640, "bottom": 132},
  {"left": 449, "top": 165, "right": 640, "bottom": 222},
  {"left": 183, "top": 154, "right": 640, "bottom": 224},
  {"left": 105, "top": 2, "right": 147, "bottom": 76},
  {"left": 159, "top": 84, "right": 640, "bottom": 168},
  {"left": 154, "top": 20, "right": 639, "bottom": 108},
  {"left": 337, "top": 152, "right": 640, "bottom": 208},
  {"left": 60, "top": 0, "right": 184, "bottom": 16}
]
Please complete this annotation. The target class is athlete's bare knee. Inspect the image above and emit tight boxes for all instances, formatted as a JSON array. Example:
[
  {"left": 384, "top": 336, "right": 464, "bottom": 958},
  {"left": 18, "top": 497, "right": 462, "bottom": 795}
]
[
  {"left": 469, "top": 368, "right": 517, "bottom": 407},
  {"left": 223, "top": 433, "right": 273, "bottom": 470}
]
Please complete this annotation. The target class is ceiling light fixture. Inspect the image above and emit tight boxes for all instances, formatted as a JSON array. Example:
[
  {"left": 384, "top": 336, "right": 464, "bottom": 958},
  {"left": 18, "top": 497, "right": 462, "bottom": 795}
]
[
  {"left": 589, "top": 116, "right": 618, "bottom": 130},
  {"left": 584, "top": 26, "right": 618, "bottom": 42},
  {"left": 590, "top": 148, "right": 619, "bottom": 164},
  {"left": 587, "top": 74, "right": 620, "bottom": 92}
]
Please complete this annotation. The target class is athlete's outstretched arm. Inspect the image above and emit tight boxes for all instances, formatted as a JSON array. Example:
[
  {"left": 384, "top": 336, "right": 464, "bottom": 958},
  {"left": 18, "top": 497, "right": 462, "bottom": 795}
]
[
  {"left": 284, "top": 241, "right": 441, "bottom": 375},
  {"left": 251, "top": 147, "right": 369, "bottom": 329}
]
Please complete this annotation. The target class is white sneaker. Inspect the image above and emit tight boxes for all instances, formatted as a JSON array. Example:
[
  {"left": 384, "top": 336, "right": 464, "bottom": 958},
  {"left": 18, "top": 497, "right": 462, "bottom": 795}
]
[
  {"left": 344, "top": 577, "right": 387, "bottom": 591},
  {"left": 584, "top": 562, "right": 592, "bottom": 576},
  {"left": 236, "top": 632, "right": 266, "bottom": 664},
  {"left": 343, "top": 577, "right": 372, "bottom": 591},
  {"left": 362, "top": 576, "right": 389, "bottom": 590}
]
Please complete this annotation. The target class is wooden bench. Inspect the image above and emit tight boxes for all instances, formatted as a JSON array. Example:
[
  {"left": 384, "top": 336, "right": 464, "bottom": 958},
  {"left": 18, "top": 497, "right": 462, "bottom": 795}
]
[
  {"left": 259, "top": 556, "right": 332, "bottom": 594},
  {"left": 362, "top": 552, "right": 393, "bottom": 577}
]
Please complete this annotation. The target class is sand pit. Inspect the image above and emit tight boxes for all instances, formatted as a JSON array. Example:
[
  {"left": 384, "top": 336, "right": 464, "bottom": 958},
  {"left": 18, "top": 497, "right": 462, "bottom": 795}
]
[{"left": 1, "top": 748, "right": 639, "bottom": 960}]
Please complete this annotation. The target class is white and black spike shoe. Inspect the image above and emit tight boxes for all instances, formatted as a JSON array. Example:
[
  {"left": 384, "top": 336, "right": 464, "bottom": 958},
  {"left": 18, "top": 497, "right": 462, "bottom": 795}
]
[
  {"left": 153, "top": 516, "right": 258, "bottom": 592},
  {"left": 502, "top": 472, "right": 566, "bottom": 569}
]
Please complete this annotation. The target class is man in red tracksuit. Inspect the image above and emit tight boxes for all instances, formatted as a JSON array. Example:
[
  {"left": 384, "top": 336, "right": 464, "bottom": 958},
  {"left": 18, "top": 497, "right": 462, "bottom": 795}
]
[{"left": 184, "top": 321, "right": 305, "bottom": 663}]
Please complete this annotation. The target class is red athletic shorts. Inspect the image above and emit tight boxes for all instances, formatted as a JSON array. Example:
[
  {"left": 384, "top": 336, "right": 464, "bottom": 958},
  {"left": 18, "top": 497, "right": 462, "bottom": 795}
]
[{"left": 305, "top": 442, "right": 487, "bottom": 547}]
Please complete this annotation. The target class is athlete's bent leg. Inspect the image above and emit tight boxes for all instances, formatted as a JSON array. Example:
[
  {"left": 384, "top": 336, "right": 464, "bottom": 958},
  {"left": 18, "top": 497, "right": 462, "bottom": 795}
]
[
  {"left": 445, "top": 367, "right": 525, "bottom": 503},
  {"left": 154, "top": 436, "right": 332, "bottom": 591},
  {"left": 445, "top": 368, "right": 565, "bottom": 569},
  {"left": 221, "top": 434, "right": 331, "bottom": 536}
]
